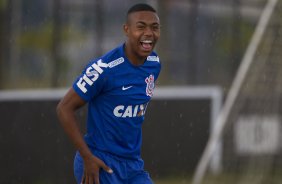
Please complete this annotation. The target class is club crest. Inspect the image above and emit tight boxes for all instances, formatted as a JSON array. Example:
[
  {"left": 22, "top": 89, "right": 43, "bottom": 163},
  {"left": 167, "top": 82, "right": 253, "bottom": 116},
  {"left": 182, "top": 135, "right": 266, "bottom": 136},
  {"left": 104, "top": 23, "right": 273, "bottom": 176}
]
[{"left": 145, "top": 74, "right": 155, "bottom": 97}]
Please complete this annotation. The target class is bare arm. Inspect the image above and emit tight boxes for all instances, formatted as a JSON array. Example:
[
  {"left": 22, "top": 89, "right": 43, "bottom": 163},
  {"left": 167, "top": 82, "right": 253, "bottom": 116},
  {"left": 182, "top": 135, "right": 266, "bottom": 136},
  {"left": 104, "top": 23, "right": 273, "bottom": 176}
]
[
  {"left": 56, "top": 88, "right": 92, "bottom": 160},
  {"left": 56, "top": 88, "right": 112, "bottom": 184}
]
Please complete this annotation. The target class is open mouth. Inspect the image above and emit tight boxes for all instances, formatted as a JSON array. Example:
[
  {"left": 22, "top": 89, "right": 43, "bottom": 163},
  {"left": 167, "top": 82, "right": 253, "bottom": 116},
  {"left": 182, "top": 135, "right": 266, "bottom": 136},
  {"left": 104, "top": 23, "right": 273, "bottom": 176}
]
[{"left": 140, "top": 40, "right": 153, "bottom": 51}]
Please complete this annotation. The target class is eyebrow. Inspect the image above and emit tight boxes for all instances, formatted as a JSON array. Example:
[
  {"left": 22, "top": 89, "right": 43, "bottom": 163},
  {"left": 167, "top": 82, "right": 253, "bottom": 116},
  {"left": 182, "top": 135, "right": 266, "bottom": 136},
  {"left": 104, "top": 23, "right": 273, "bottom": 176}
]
[{"left": 135, "top": 21, "right": 160, "bottom": 25}]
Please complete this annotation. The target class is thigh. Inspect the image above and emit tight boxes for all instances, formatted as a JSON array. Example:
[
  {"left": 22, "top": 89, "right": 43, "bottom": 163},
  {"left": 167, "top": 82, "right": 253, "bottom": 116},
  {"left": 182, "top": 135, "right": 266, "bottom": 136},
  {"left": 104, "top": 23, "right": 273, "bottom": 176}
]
[
  {"left": 74, "top": 150, "right": 134, "bottom": 184},
  {"left": 99, "top": 169, "right": 123, "bottom": 184},
  {"left": 126, "top": 158, "right": 153, "bottom": 184},
  {"left": 95, "top": 151, "right": 125, "bottom": 184},
  {"left": 129, "top": 171, "right": 153, "bottom": 184},
  {"left": 73, "top": 151, "right": 84, "bottom": 184},
  {"left": 74, "top": 151, "right": 122, "bottom": 184}
]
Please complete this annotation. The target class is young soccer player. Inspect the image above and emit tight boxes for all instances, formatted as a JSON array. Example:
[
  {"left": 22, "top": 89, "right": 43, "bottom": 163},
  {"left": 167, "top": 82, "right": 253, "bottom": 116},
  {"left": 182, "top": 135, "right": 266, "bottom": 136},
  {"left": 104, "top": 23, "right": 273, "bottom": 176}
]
[{"left": 56, "top": 3, "right": 161, "bottom": 184}]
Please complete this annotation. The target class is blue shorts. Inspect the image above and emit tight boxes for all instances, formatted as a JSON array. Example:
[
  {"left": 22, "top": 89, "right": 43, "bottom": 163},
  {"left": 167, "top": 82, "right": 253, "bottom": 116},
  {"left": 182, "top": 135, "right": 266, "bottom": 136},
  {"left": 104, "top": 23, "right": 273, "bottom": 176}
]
[{"left": 73, "top": 150, "right": 153, "bottom": 184}]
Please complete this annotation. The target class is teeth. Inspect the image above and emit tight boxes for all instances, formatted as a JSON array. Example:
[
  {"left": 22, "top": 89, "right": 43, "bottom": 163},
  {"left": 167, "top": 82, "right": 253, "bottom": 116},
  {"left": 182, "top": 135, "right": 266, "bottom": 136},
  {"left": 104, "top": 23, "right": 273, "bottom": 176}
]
[{"left": 141, "top": 40, "right": 152, "bottom": 44}]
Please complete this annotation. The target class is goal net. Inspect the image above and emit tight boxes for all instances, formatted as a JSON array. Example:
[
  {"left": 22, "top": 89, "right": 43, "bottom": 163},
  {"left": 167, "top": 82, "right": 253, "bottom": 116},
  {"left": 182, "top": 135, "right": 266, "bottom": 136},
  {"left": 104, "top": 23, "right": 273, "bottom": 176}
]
[{"left": 193, "top": 0, "right": 282, "bottom": 183}]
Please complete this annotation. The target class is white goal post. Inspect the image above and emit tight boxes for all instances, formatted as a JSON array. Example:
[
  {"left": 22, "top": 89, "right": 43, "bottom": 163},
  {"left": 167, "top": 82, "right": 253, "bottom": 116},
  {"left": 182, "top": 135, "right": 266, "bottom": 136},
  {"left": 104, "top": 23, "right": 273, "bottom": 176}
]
[{"left": 192, "top": 0, "right": 279, "bottom": 183}]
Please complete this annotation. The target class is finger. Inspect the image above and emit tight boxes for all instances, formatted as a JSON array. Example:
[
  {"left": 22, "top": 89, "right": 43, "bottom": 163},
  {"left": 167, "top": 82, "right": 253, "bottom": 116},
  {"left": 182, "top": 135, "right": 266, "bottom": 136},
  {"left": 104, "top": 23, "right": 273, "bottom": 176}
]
[
  {"left": 80, "top": 172, "right": 85, "bottom": 184},
  {"left": 100, "top": 162, "right": 113, "bottom": 174},
  {"left": 94, "top": 174, "right": 99, "bottom": 184},
  {"left": 89, "top": 176, "right": 94, "bottom": 184},
  {"left": 85, "top": 174, "right": 89, "bottom": 184},
  {"left": 105, "top": 167, "right": 113, "bottom": 174}
]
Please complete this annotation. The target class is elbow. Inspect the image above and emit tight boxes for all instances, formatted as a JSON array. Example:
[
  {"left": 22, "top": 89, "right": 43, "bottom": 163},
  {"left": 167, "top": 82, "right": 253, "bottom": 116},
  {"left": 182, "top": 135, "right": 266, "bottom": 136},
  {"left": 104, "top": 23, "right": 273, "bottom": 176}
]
[
  {"left": 56, "top": 100, "right": 70, "bottom": 127},
  {"left": 56, "top": 100, "right": 64, "bottom": 119}
]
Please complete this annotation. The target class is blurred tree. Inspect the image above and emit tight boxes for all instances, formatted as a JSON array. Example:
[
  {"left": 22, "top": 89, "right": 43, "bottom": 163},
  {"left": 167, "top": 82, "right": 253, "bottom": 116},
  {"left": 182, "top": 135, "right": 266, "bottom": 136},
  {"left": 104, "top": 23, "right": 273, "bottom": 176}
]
[
  {"left": 94, "top": 0, "right": 104, "bottom": 57},
  {"left": 51, "top": 0, "right": 61, "bottom": 87},
  {"left": 230, "top": 0, "right": 242, "bottom": 78},
  {"left": 187, "top": 0, "right": 199, "bottom": 84},
  {"left": 9, "top": 0, "right": 22, "bottom": 87},
  {"left": 0, "top": 0, "right": 7, "bottom": 88},
  {"left": 0, "top": 0, "right": 17, "bottom": 89},
  {"left": 155, "top": 0, "right": 169, "bottom": 85},
  {"left": 0, "top": 0, "right": 266, "bottom": 89}
]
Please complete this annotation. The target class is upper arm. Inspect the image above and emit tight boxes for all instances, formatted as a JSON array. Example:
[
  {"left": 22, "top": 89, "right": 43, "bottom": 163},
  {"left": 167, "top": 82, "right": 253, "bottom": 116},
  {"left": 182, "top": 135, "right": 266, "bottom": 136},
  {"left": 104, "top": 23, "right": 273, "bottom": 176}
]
[
  {"left": 57, "top": 88, "right": 87, "bottom": 113},
  {"left": 72, "top": 59, "right": 109, "bottom": 101}
]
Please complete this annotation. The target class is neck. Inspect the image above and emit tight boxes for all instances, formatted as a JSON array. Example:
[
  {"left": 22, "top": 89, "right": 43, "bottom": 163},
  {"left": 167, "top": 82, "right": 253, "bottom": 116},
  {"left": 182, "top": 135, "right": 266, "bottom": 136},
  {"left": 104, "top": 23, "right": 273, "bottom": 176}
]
[{"left": 124, "top": 43, "right": 146, "bottom": 66}]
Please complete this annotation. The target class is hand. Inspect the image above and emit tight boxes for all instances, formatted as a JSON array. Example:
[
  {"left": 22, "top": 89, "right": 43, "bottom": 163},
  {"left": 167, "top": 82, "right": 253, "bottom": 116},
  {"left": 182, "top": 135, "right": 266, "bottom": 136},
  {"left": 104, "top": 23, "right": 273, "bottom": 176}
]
[{"left": 81, "top": 155, "right": 113, "bottom": 184}]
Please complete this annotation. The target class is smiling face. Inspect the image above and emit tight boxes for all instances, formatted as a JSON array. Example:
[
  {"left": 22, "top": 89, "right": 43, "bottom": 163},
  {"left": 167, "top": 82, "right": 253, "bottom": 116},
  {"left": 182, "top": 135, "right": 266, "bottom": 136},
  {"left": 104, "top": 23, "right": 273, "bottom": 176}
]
[{"left": 123, "top": 11, "right": 160, "bottom": 65}]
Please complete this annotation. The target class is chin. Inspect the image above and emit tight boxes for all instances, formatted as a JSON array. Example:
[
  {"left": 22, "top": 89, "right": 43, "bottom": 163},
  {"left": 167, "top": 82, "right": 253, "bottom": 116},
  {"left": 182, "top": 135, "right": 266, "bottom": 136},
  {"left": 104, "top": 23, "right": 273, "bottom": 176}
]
[
  {"left": 138, "top": 52, "right": 152, "bottom": 59},
  {"left": 139, "top": 48, "right": 154, "bottom": 56}
]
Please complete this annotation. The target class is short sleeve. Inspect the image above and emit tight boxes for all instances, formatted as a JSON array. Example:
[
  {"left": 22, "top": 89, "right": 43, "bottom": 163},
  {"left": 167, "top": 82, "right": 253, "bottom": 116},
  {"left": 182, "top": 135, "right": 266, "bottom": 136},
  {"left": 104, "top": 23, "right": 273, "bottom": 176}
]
[{"left": 72, "top": 59, "right": 109, "bottom": 102}]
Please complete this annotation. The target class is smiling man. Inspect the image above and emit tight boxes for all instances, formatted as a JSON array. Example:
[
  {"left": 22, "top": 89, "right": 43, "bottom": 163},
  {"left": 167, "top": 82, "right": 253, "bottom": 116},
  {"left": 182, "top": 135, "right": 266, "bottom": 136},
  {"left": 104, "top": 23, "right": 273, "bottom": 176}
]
[{"left": 56, "top": 3, "right": 161, "bottom": 184}]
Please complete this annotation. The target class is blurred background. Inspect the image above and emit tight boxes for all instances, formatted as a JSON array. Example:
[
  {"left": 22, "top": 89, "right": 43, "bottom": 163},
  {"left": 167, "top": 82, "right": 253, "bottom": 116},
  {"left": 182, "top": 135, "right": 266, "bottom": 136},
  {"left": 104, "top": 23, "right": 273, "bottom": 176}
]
[
  {"left": 1, "top": 0, "right": 281, "bottom": 184},
  {"left": 0, "top": 0, "right": 265, "bottom": 90}
]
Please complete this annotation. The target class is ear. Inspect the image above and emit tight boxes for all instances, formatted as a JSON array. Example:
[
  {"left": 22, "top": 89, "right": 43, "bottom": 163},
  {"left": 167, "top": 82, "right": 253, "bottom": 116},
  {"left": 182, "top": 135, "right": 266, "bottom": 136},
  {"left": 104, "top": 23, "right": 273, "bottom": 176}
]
[{"left": 123, "top": 24, "right": 129, "bottom": 36}]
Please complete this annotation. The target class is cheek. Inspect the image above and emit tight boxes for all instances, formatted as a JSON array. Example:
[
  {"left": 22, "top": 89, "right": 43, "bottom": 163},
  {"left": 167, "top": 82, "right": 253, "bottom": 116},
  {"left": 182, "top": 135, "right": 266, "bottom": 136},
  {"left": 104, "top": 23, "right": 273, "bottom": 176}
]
[
  {"left": 154, "top": 31, "right": 160, "bottom": 38},
  {"left": 129, "top": 32, "right": 141, "bottom": 43},
  {"left": 132, "top": 30, "right": 141, "bottom": 37},
  {"left": 128, "top": 28, "right": 141, "bottom": 36}
]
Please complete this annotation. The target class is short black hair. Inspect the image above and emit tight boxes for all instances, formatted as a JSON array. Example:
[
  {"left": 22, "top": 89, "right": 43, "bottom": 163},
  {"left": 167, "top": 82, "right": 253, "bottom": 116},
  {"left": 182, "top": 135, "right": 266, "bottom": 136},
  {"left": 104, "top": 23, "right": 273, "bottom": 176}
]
[{"left": 127, "top": 3, "right": 157, "bottom": 15}]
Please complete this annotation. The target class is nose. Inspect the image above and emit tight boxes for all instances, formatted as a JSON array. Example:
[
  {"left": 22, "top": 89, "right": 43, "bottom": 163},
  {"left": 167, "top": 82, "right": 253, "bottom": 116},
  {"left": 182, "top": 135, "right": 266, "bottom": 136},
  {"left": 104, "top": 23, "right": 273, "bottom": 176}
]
[{"left": 144, "top": 26, "right": 153, "bottom": 36}]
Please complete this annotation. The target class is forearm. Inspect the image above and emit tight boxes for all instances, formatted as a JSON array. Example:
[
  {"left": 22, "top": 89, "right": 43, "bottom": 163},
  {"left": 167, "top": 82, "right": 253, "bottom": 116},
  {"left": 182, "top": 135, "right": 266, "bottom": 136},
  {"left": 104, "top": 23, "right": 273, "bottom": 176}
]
[{"left": 56, "top": 104, "right": 93, "bottom": 160}]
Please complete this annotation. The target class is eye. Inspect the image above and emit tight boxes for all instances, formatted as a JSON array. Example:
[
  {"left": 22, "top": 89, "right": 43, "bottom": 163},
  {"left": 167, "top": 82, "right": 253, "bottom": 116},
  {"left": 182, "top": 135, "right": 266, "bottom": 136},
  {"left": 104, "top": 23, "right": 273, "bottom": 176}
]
[
  {"left": 152, "top": 25, "right": 160, "bottom": 31},
  {"left": 137, "top": 25, "right": 145, "bottom": 30}
]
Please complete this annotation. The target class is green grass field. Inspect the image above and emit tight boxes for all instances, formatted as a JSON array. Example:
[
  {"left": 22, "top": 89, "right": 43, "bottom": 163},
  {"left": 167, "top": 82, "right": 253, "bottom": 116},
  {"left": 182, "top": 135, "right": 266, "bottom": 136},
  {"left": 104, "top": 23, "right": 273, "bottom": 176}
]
[
  {"left": 155, "top": 178, "right": 191, "bottom": 184},
  {"left": 153, "top": 170, "right": 282, "bottom": 184},
  {"left": 153, "top": 175, "right": 193, "bottom": 184}
]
